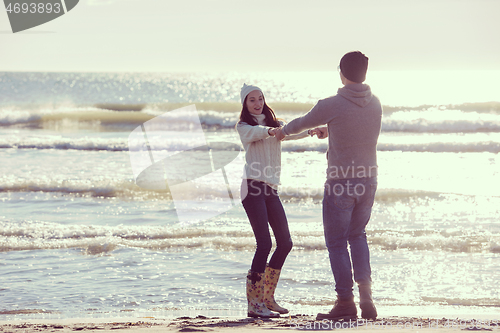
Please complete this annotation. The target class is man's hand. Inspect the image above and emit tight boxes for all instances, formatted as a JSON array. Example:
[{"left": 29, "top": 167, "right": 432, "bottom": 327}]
[
  {"left": 313, "top": 127, "right": 328, "bottom": 139},
  {"left": 275, "top": 127, "right": 286, "bottom": 141}
]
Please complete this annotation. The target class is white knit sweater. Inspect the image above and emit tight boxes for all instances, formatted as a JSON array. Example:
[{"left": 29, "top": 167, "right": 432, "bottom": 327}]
[{"left": 236, "top": 114, "right": 309, "bottom": 189}]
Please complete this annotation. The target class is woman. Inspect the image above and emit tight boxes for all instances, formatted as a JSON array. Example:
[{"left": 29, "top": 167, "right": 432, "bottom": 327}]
[{"left": 237, "top": 84, "right": 313, "bottom": 318}]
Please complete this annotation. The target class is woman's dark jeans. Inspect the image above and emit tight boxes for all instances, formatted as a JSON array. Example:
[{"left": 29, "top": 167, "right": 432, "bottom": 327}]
[{"left": 242, "top": 179, "right": 293, "bottom": 273}]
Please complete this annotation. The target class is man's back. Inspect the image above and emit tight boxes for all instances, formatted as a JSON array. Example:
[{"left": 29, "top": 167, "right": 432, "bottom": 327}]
[
  {"left": 281, "top": 83, "right": 382, "bottom": 180},
  {"left": 321, "top": 83, "right": 382, "bottom": 179}
]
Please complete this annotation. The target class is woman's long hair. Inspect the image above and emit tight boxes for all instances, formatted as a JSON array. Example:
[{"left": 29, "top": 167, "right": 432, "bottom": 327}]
[{"left": 238, "top": 95, "right": 281, "bottom": 127}]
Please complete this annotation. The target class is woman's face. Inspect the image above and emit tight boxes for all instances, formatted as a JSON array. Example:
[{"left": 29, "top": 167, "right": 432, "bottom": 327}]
[{"left": 246, "top": 90, "right": 264, "bottom": 115}]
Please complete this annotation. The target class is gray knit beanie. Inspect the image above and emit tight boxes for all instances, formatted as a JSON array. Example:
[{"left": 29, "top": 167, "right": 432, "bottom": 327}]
[{"left": 240, "top": 84, "right": 263, "bottom": 105}]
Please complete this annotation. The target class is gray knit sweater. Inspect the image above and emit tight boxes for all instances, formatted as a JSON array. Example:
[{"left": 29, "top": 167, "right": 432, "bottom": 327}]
[
  {"left": 237, "top": 114, "right": 309, "bottom": 189},
  {"left": 282, "top": 83, "right": 382, "bottom": 180}
]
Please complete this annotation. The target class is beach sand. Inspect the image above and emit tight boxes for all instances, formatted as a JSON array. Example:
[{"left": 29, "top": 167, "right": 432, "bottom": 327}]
[{"left": 1, "top": 315, "right": 498, "bottom": 333}]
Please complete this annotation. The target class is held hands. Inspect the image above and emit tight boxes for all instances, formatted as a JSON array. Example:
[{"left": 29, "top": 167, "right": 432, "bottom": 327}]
[
  {"left": 309, "top": 127, "right": 328, "bottom": 139},
  {"left": 268, "top": 127, "right": 287, "bottom": 141},
  {"left": 269, "top": 126, "right": 327, "bottom": 140},
  {"left": 275, "top": 127, "right": 286, "bottom": 141},
  {"left": 268, "top": 128, "right": 278, "bottom": 136}
]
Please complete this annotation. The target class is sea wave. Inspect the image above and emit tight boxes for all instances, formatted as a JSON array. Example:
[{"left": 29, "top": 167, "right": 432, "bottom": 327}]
[
  {"left": 0, "top": 177, "right": 444, "bottom": 201},
  {"left": 2, "top": 133, "right": 500, "bottom": 153},
  {"left": 1, "top": 220, "right": 498, "bottom": 254},
  {"left": 382, "top": 109, "right": 500, "bottom": 133},
  {"left": 0, "top": 178, "right": 164, "bottom": 199},
  {"left": 2, "top": 104, "right": 500, "bottom": 133}
]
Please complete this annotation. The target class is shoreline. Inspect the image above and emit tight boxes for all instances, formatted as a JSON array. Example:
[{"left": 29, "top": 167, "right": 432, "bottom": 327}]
[{"left": 1, "top": 315, "right": 499, "bottom": 332}]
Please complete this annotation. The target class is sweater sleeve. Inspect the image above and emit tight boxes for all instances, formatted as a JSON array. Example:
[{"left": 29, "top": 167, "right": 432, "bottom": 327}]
[
  {"left": 281, "top": 100, "right": 333, "bottom": 135},
  {"left": 277, "top": 121, "right": 309, "bottom": 141},
  {"left": 283, "top": 129, "right": 310, "bottom": 141},
  {"left": 236, "top": 122, "right": 272, "bottom": 144}
]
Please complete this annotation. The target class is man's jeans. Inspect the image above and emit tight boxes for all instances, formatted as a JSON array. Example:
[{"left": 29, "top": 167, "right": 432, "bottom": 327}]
[{"left": 322, "top": 177, "right": 377, "bottom": 298}]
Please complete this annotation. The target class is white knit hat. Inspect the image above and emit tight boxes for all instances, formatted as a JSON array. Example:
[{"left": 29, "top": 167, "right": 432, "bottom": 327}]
[{"left": 240, "top": 83, "right": 263, "bottom": 105}]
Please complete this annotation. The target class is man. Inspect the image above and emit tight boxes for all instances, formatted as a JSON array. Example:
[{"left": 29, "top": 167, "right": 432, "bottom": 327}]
[{"left": 276, "top": 51, "right": 382, "bottom": 321}]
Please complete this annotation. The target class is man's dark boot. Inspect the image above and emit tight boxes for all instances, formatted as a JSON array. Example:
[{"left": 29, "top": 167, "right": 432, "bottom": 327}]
[
  {"left": 359, "top": 284, "right": 377, "bottom": 320},
  {"left": 316, "top": 295, "right": 357, "bottom": 321}
]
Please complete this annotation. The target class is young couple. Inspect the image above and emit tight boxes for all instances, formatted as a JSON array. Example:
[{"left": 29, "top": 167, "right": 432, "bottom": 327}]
[{"left": 236, "top": 51, "right": 382, "bottom": 321}]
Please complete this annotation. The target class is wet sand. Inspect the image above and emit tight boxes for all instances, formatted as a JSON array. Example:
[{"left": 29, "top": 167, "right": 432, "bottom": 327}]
[{"left": 1, "top": 315, "right": 498, "bottom": 332}]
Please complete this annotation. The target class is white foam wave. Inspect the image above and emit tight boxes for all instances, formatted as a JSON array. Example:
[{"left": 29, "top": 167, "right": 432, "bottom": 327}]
[
  {"left": 0, "top": 136, "right": 129, "bottom": 151},
  {"left": 378, "top": 141, "right": 500, "bottom": 153},
  {"left": 0, "top": 172, "right": 456, "bottom": 202},
  {"left": 383, "top": 109, "right": 500, "bottom": 132},
  {"left": 3, "top": 107, "right": 500, "bottom": 133},
  {"left": 3, "top": 132, "right": 500, "bottom": 153},
  {"left": 0, "top": 109, "right": 42, "bottom": 125},
  {"left": 0, "top": 135, "right": 232, "bottom": 152},
  {"left": 0, "top": 177, "right": 163, "bottom": 199},
  {"left": 0, "top": 106, "right": 113, "bottom": 125},
  {"left": 1, "top": 220, "right": 498, "bottom": 254},
  {"left": 370, "top": 229, "right": 500, "bottom": 253}
]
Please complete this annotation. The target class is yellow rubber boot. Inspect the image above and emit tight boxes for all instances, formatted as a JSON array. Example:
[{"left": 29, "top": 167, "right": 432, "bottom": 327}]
[
  {"left": 263, "top": 266, "right": 289, "bottom": 314},
  {"left": 246, "top": 270, "right": 279, "bottom": 318}
]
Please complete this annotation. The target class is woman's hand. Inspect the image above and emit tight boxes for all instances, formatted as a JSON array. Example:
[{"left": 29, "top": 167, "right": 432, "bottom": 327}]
[
  {"left": 268, "top": 127, "right": 279, "bottom": 136},
  {"left": 310, "top": 127, "right": 328, "bottom": 139}
]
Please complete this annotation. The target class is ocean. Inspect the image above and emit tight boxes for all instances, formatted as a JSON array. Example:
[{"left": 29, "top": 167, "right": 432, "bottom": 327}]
[{"left": 0, "top": 71, "right": 499, "bottom": 321}]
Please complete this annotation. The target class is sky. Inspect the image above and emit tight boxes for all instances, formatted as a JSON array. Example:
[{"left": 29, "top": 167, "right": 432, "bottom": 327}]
[{"left": 0, "top": 0, "right": 499, "bottom": 72}]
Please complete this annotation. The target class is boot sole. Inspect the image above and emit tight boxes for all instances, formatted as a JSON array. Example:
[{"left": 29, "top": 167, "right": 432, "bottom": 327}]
[
  {"left": 248, "top": 313, "right": 280, "bottom": 318},
  {"left": 315, "top": 314, "right": 357, "bottom": 321}
]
